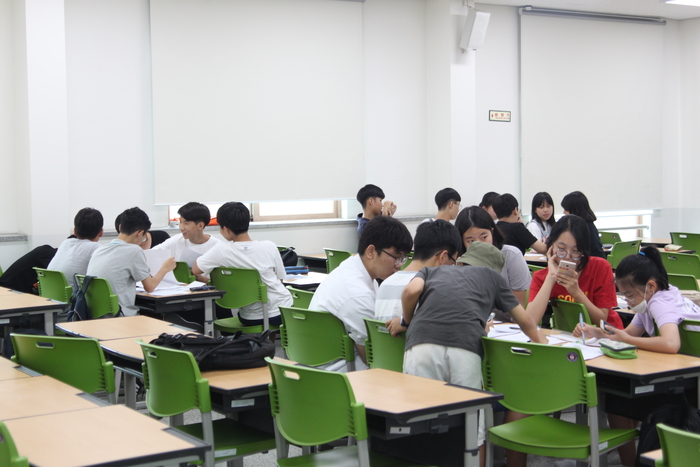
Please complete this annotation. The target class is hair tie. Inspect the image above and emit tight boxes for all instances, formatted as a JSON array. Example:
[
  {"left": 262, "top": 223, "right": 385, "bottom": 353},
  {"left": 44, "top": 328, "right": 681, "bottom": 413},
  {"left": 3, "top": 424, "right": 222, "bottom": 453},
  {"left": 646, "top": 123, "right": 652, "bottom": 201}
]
[{"left": 639, "top": 251, "right": 646, "bottom": 256}]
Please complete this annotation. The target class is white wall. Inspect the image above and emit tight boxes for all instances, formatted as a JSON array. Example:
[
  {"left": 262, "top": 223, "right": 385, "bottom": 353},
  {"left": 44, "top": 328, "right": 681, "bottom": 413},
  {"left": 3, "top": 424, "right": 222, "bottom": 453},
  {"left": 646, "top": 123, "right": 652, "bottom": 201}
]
[{"left": 0, "top": 0, "right": 16, "bottom": 236}]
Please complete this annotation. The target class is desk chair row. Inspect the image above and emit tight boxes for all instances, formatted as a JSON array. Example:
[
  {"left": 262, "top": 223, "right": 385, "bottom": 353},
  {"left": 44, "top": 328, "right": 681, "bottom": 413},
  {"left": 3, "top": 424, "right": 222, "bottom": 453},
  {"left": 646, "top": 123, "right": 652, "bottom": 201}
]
[{"left": 34, "top": 267, "right": 120, "bottom": 319}]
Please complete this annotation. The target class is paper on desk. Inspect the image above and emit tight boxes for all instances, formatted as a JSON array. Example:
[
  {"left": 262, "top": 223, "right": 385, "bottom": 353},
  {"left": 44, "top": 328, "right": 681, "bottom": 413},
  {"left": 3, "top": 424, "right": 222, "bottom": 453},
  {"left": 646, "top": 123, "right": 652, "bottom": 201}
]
[
  {"left": 546, "top": 335, "right": 567, "bottom": 345},
  {"left": 142, "top": 249, "right": 180, "bottom": 288},
  {"left": 561, "top": 343, "right": 604, "bottom": 360},
  {"left": 488, "top": 331, "right": 533, "bottom": 343},
  {"left": 488, "top": 325, "right": 520, "bottom": 337},
  {"left": 179, "top": 248, "right": 202, "bottom": 268}
]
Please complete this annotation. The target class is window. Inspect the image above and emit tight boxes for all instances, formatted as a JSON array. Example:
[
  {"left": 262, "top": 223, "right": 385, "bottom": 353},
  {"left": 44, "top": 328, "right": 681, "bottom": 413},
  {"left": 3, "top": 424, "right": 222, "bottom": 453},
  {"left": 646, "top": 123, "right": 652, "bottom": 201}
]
[{"left": 167, "top": 200, "right": 346, "bottom": 225}]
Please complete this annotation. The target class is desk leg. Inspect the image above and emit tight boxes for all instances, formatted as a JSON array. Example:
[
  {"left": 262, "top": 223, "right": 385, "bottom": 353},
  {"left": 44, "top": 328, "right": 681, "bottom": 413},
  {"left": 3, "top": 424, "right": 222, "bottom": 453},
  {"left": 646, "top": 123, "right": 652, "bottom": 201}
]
[
  {"left": 124, "top": 373, "right": 137, "bottom": 409},
  {"left": 464, "top": 410, "right": 479, "bottom": 467},
  {"left": 204, "top": 298, "right": 214, "bottom": 337},
  {"left": 43, "top": 311, "right": 56, "bottom": 335}
]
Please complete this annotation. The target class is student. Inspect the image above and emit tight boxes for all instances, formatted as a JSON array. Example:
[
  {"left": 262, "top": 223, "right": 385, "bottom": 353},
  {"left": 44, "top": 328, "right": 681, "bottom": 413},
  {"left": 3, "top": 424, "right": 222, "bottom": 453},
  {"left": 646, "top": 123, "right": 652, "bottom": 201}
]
[
  {"left": 526, "top": 192, "right": 555, "bottom": 242},
  {"left": 310, "top": 216, "right": 413, "bottom": 371},
  {"left": 48, "top": 208, "right": 104, "bottom": 282},
  {"left": 423, "top": 188, "right": 461, "bottom": 223},
  {"left": 193, "top": 202, "right": 292, "bottom": 326},
  {"left": 87, "top": 207, "right": 176, "bottom": 316},
  {"left": 456, "top": 206, "right": 530, "bottom": 309},
  {"left": 0, "top": 245, "right": 57, "bottom": 294},
  {"left": 355, "top": 184, "right": 397, "bottom": 237},
  {"left": 493, "top": 194, "right": 547, "bottom": 255},
  {"left": 115, "top": 213, "right": 169, "bottom": 250},
  {"left": 375, "top": 220, "right": 462, "bottom": 336},
  {"left": 561, "top": 190, "right": 605, "bottom": 258},
  {"left": 479, "top": 191, "right": 500, "bottom": 221}
]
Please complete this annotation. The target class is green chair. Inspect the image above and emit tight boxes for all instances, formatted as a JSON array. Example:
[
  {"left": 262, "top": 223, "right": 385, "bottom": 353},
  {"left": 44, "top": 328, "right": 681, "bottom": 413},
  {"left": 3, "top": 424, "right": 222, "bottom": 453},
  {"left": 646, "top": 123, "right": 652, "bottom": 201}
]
[
  {"left": 655, "top": 423, "right": 700, "bottom": 467},
  {"left": 279, "top": 306, "right": 356, "bottom": 371},
  {"left": 598, "top": 231, "right": 622, "bottom": 246},
  {"left": 528, "top": 264, "right": 544, "bottom": 275},
  {"left": 139, "top": 341, "right": 275, "bottom": 467},
  {"left": 659, "top": 252, "right": 700, "bottom": 279},
  {"left": 481, "top": 338, "right": 638, "bottom": 467},
  {"left": 323, "top": 248, "right": 352, "bottom": 273},
  {"left": 211, "top": 267, "right": 278, "bottom": 334},
  {"left": 75, "top": 275, "right": 120, "bottom": 319},
  {"left": 670, "top": 232, "right": 700, "bottom": 252},
  {"left": 34, "top": 268, "right": 72, "bottom": 303},
  {"left": 550, "top": 299, "right": 592, "bottom": 332},
  {"left": 606, "top": 240, "right": 641, "bottom": 269},
  {"left": 286, "top": 286, "right": 314, "bottom": 309},
  {"left": 400, "top": 252, "right": 414, "bottom": 271},
  {"left": 10, "top": 334, "right": 117, "bottom": 404},
  {"left": 172, "top": 261, "right": 196, "bottom": 284},
  {"left": 267, "top": 358, "right": 428, "bottom": 467},
  {"left": 277, "top": 245, "right": 290, "bottom": 252},
  {"left": 668, "top": 273, "right": 700, "bottom": 291},
  {"left": 0, "top": 421, "right": 28, "bottom": 467},
  {"left": 363, "top": 318, "right": 405, "bottom": 372},
  {"left": 678, "top": 319, "right": 700, "bottom": 356}
]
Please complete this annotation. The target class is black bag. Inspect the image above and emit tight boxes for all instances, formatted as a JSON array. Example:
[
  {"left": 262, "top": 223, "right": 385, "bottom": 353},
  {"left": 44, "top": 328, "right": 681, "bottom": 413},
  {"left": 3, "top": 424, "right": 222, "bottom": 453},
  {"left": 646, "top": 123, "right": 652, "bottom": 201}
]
[
  {"left": 149, "top": 331, "right": 276, "bottom": 371},
  {"left": 279, "top": 247, "right": 298, "bottom": 267},
  {"left": 66, "top": 274, "right": 95, "bottom": 322},
  {"left": 634, "top": 393, "right": 700, "bottom": 467}
]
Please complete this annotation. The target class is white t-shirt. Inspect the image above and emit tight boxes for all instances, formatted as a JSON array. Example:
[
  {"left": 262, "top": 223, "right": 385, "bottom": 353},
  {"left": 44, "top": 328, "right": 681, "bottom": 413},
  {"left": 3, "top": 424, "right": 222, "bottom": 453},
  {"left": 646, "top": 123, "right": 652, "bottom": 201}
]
[
  {"left": 501, "top": 244, "right": 531, "bottom": 291},
  {"left": 48, "top": 238, "right": 101, "bottom": 283},
  {"left": 375, "top": 270, "right": 418, "bottom": 322},
  {"left": 526, "top": 220, "right": 552, "bottom": 242},
  {"left": 152, "top": 233, "right": 220, "bottom": 266},
  {"left": 195, "top": 240, "right": 292, "bottom": 320},
  {"left": 309, "top": 254, "right": 376, "bottom": 372}
]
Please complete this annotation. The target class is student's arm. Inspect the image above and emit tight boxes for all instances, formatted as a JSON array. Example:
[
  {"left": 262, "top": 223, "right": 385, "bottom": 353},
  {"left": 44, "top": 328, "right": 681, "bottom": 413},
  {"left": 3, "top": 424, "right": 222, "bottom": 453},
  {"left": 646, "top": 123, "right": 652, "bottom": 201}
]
[
  {"left": 575, "top": 322, "right": 681, "bottom": 354},
  {"left": 141, "top": 257, "right": 177, "bottom": 293},
  {"left": 192, "top": 260, "right": 205, "bottom": 276},
  {"left": 355, "top": 344, "right": 367, "bottom": 364},
  {"left": 530, "top": 240, "right": 547, "bottom": 255},
  {"left": 509, "top": 304, "right": 547, "bottom": 344},
  {"left": 385, "top": 317, "right": 407, "bottom": 337},
  {"left": 401, "top": 276, "right": 425, "bottom": 324},
  {"left": 556, "top": 263, "right": 613, "bottom": 324},
  {"left": 527, "top": 248, "right": 559, "bottom": 324},
  {"left": 382, "top": 201, "right": 397, "bottom": 217}
]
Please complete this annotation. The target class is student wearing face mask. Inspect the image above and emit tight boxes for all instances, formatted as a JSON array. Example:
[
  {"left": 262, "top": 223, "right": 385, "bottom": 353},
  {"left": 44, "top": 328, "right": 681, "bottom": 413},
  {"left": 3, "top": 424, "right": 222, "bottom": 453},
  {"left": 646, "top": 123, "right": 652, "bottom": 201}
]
[{"left": 574, "top": 246, "right": 700, "bottom": 353}]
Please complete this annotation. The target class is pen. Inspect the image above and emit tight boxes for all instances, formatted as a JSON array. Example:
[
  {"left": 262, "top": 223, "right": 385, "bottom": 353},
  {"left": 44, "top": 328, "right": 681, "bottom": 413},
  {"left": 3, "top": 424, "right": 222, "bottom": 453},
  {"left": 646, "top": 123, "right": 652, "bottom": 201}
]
[{"left": 579, "top": 313, "right": 585, "bottom": 344}]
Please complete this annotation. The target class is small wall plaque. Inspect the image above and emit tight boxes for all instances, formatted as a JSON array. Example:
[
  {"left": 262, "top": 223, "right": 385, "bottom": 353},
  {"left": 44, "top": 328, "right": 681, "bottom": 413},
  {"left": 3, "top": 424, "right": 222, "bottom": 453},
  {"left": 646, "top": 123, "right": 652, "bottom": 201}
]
[{"left": 489, "top": 110, "right": 511, "bottom": 122}]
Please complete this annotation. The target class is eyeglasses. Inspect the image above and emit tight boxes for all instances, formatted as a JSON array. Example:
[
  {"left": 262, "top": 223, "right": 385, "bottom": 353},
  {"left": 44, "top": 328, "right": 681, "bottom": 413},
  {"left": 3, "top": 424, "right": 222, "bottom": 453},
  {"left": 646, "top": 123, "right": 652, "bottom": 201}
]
[
  {"left": 554, "top": 248, "right": 583, "bottom": 261},
  {"left": 381, "top": 249, "right": 408, "bottom": 267}
]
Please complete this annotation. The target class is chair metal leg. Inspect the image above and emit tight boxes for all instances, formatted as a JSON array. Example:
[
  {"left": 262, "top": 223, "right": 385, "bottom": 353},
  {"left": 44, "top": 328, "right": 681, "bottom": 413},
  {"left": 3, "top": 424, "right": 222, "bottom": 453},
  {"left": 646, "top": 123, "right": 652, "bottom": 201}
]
[
  {"left": 485, "top": 405, "right": 495, "bottom": 467},
  {"left": 465, "top": 410, "right": 480, "bottom": 467},
  {"left": 201, "top": 411, "right": 215, "bottom": 467},
  {"left": 124, "top": 373, "right": 137, "bottom": 409},
  {"left": 357, "top": 439, "right": 371, "bottom": 467},
  {"left": 274, "top": 420, "right": 289, "bottom": 459},
  {"left": 227, "top": 458, "right": 243, "bottom": 467}
]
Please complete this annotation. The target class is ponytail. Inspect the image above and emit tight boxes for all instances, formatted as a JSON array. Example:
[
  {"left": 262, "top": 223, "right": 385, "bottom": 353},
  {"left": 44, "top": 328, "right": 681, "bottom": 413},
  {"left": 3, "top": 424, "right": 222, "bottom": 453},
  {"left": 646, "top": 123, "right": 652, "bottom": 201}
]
[{"left": 615, "top": 246, "right": 669, "bottom": 290}]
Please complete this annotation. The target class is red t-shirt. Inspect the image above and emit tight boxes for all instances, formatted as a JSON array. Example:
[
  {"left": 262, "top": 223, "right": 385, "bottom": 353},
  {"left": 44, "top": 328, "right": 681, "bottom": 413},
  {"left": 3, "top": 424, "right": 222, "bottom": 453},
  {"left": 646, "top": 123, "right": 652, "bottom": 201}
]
[{"left": 529, "top": 256, "right": 623, "bottom": 329}]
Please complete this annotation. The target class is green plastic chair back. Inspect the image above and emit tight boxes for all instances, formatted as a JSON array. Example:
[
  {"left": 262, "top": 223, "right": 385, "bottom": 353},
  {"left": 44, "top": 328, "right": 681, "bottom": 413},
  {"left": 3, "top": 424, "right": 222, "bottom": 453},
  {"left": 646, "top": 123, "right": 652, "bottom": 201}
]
[
  {"left": 528, "top": 264, "right": 544, "bottom": 275},
  {"left": 0, "top": 421, "right": 28, "bottom": 467},
  {"left": 660, "top": 252, "right": 700, "bottom": 279},
  {"left": 139, "top": 341, "right": 275, "bottom": 467},
  {"left": 172, "top": 261, "right": 196, "bottom": 284},
  {"left": 34, "top": 268, "right": 72, "bottom": 302},
  {"left": 550, "top": 299, "right": 592, "bottom": 332},
  {"left": 678, "top": 319, "right": 700, "bottom": 357},
  {"left": 75, "top": 275, "right": 120, "bottom": 319},
  {"left": 606, "top": 240, "right": 641, "bottom": 269},
  {"left": 10, "top": 334, "right": 116, "bottom": 403},
  {"left": 598, "top": 231, "right": 621, "bottom": 246},
  {"left": 363, "top": 318, "right": 405, "bottom": 372},
  {"left": 668, "top": 274, "right": 700, "bottom": 292},
  {"left": 670, "top": 232, "right": 700, "bottom": 252},
  {"left": 286, "top": 286, "right": 314, "bottom": 309},
  {"left": 210, "top": 267, "right": 274, "bottom": 333},
  {"left": 277, "top": 245, "right": 290, "bottom": 252},
  {"left": 279, "top": 306, "right": 355, "bottom": 369},
  {"left": 656, "top": 423, "right": 700, "bottom": 467},
  {"left": 323, "top": 248, "right": 352, "bottom": 273}
]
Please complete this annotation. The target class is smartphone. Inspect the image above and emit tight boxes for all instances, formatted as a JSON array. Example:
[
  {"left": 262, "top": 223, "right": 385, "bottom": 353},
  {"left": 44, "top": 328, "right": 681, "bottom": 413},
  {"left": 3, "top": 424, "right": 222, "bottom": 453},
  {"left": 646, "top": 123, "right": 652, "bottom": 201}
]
[
  {"left": 487, "top": 312, "right": 496, "bottom": 322},
  {"left": 558, "top": 260, "right": 576, "bottom": 275},
  {"left": 600, "top": 319, "right": 616, "bottom": 335}
]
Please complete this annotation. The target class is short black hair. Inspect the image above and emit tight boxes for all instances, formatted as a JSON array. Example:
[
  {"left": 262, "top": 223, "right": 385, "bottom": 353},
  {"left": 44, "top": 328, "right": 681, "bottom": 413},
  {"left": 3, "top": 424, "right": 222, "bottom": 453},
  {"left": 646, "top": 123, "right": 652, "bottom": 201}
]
[
  {"left": 434, "top": 188, "right": 461, "bottom": 210},
  {"left": 74, "top": 208, "right": 103, "bottom": 239},
  {"left": 413, "top": 220, "right": 462, "bottom": 261},
  {"left": 358, "top": 216, "right": 412, "bottom": 256},
  {"left": 561, "top": 191, "right": 597, "bottom": 222},
  {"left": 117, "top": 207, "right": 151, "bottom": 236},
  {"left": 615, "top": 246, "right": 669, "bottom": 291},
  {"left": 530, "top": 192, "right": 556, "bottom": 228},
  {"left": 178, "top": 202, "right": 211, "bottom": 226},
  {"left": 545, "top": 215, "right": 591, "bottom": 271},
  {"left": 455, "top": 206, "right": 505, "bottom": 250},
  {"left": 492, "top": 193, "right": 519, "bottom": 219},
  {"left": 479, "top": 192, "right": 499, "bottom": 209},
  {"left": 217, "top": 202, "right": 250, "bottom": 235},
  {"left": 356, "top": 184, "right": 385, "bottom": 209}
]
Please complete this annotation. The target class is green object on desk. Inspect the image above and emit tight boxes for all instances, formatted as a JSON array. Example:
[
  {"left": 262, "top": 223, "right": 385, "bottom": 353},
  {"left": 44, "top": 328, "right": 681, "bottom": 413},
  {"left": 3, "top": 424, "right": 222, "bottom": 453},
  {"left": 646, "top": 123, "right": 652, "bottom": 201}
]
[
  {"left": 606, "top": 240, "right": 641, "bottom": 269},
  {"left": 550, "top": 299, "right": 592, "bottom": 333},
  {"left": 139, "top": 341, "right": 275, "bottom": 467},
  {"left": 670, "top": 232, "right": 700, "bottom": 253},
  {"left": 323, "top": 248, "right": 352, "bottom": 273},
  {"left": 482, "top": 338, "right": 638, "bottom": 466},
  {"left": 656, "top": 423, "right": 700, "bottom": 467},
  {"left": 75, "top": 275, "right": 120, "bottom": 319},
  {"left": 172, "top": 261, "right": 196, "bottom": 284},
  {"left": 0, "top": 421, "right": 28, "bottom": 467},
  {"left": 363, "top": 318, "right": 405, "bottom": 372},
  {"left": 34, "top": 267, "right": 72, "bottom": 303}
]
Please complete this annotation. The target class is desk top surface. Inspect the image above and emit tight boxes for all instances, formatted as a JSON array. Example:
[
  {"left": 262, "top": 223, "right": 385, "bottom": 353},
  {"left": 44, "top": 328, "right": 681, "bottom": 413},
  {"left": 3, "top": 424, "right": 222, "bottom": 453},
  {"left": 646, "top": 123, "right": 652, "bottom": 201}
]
[
  {"left": 5, "top": 404, "right": 207, "bottom": 467},
  {"left": 56, "top": 315, "right": 195, "bottom": 340},
  {"left": 0, "top": 286, "right": 20, "bottom": 296},
  {"left": 0, "top": 357, "right": 32, "bottom": 381},
  {"left": 136, "top": 288, "right": 224, "bottom": 300},
  {"left": 0, "top": 292, "right": 64, "bottom": 311},
  {"left": 100, "top": 334, "right": 164, "bottom": 362},
  {"left": 0, "top": 375, "right": 100, "bottom": 420},
  {"left": 640, "top": 449, "right": 662, "bottom": 465}
]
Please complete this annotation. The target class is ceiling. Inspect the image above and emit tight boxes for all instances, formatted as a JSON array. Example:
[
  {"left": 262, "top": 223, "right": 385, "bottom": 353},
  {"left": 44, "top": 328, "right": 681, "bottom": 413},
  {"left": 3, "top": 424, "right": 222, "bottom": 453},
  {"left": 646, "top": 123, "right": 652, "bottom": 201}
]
[{"left": 475, "top": 0, "right": 700, "bottom": 20}]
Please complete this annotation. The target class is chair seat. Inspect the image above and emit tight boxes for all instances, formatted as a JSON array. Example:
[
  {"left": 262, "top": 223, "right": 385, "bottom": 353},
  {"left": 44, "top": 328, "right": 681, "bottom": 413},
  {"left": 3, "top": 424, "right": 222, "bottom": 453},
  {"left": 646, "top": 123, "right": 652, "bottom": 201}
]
[
  {"left": 175, "top": 418, "right": 275, "bottom": 460},
  {"left": 277, "top": 445, "right": 431, "bottom": 467},
  {"left": 489, "top": 414, "right": 638, "bottom": 459},
  {"left": 214, "top": 316, "right": 280, "bottom": 334}
]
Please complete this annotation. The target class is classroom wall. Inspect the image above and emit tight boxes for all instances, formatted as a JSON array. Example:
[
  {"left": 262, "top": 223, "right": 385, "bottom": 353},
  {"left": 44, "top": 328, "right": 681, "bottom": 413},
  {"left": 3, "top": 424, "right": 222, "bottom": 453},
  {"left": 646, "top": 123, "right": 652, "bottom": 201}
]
[{"left": 0, "top": 0, "right": 15, "bottom": 235}]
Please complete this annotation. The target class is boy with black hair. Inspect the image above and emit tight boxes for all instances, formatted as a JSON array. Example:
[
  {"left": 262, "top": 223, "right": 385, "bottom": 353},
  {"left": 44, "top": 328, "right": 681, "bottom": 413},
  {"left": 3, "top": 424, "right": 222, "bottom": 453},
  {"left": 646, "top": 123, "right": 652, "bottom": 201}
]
[
  {"left": 114, "top": 213, "right": 169, "bottom": 250},
  {"left": 310, "top": 216, "right": 412, "bottom": 371},
  {"left": 193, "top": 202, "right": 292, "bottom": 326},
  {"left": 153, "top": 202, "right": 220, "bottom": 269},
  {"left": 377, "top": 220, "right": 462, "bottom": 336},
  {"left": 355, "top": 184, "right": 397, "bottom": 237},
  {"left": 493, "top": 193, "right": 547, "bottom": 255},
  {"left": 479, "top": 191, "right": 500, "bottom": 220},
  {"left": 425, "top": 187, "right": 461, "bottom": 223},
  {"left": 48, "top": 208, "right": 104, "bottom": 281},
  {"left": 88, "top": 207, "right": 176, "bottom": 316}
]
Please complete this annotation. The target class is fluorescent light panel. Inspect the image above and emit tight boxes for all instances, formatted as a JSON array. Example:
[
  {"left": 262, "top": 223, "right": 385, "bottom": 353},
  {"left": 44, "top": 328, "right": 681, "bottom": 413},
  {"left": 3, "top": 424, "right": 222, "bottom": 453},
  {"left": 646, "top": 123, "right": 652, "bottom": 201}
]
[{"left": 664, "top": 0, "right": 700, "bottom": 6}]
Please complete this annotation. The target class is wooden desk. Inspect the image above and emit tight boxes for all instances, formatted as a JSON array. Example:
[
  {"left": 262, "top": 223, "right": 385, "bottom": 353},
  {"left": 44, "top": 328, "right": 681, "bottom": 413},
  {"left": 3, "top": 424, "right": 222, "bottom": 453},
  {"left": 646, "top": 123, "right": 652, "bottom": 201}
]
[
  {"left": 0, "top": 292, "right": 65, "bottom": 334},
  {"left": 524, "top": 252, "right": 547, "bottom": 266},
  {"left": 0, "top": 286, "right": 20, "bottom": 296},
  {"left": 5, "top": 404, "right": 208, "bottom": 467},
  {"left": 297, "top": 253, "right": 329, "bottom": 273},
  {"left": 0, "top": 356, "right": 33, "bottom": 381},
  {"left": 641, "top": 238, "right": 672, "bottom": 247},
  {"left": 135, "top": 288, "right": 225, "bottom": 336},
  {"left": 639, "top": 449, "right": 662, "bottom": 466},
  {"left": 0, "top": 375, "right": 102, "bottom": 420},
  {"left": 282, "top": 271, "right": 327, "bottom": 290},
  {"left": 56, "top": 314, "right": 195, "bottom": 340}
]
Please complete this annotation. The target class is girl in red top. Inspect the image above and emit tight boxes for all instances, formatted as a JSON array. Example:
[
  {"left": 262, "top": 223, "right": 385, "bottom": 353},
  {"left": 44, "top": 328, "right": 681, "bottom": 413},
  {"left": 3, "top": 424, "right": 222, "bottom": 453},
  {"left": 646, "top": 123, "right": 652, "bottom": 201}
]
[{"left": 528, "top": 214, "right": 623, "bottom": 330}]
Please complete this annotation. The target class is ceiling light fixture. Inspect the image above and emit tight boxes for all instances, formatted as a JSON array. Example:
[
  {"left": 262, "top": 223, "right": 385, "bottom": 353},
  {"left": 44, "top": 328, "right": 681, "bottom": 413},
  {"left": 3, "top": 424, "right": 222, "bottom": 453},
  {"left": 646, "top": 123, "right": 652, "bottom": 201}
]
[{"left": 664, "top": 0, "right": 700, "bottom": 7}]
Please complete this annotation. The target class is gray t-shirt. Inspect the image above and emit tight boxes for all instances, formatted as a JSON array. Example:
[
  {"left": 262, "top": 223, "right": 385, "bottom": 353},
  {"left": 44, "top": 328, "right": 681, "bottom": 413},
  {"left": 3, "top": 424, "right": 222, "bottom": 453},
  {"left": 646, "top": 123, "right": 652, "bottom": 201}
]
[
  {"left": 86, "top": 239, "right": 150, "bottom": 316},
  {"left": 405, "top": 265, "right": 520, "bottom": 358},
  {"left": 48, "top": 238, "right": 101, "bottom": 283}
]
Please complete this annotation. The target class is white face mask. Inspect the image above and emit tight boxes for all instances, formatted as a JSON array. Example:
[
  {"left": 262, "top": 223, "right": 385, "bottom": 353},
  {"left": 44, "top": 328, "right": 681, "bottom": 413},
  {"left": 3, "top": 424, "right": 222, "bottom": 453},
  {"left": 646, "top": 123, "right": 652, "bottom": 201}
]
[{"left": 630, "top": 286, "right": 649, "bottom": 314}]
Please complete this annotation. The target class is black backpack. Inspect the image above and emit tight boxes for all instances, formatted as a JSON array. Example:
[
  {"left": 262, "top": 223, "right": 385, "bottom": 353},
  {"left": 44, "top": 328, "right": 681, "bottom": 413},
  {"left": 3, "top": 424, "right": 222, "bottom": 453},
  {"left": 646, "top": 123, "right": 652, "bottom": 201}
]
[{"left": 66, "top": 275, "right": 95, "bottom": 321}]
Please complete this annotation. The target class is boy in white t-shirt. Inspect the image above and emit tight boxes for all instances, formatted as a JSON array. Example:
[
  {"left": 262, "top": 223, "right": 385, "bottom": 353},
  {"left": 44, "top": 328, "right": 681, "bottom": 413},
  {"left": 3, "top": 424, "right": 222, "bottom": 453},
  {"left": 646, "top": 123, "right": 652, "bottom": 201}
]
[
  {"left": 193, "top": 202, "right": 292, "bottom": 326},
  {"left": 48, "top": 207, "right": 104, "bottom": 282}
]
